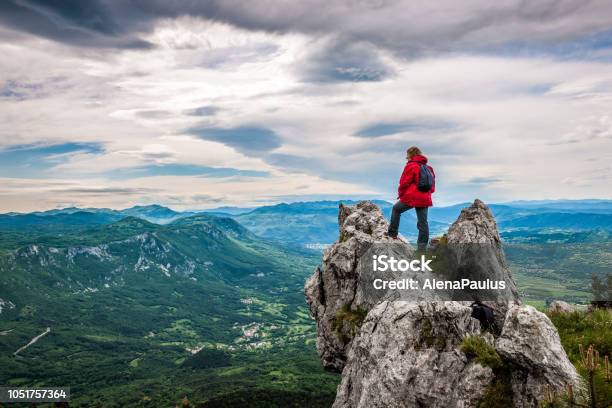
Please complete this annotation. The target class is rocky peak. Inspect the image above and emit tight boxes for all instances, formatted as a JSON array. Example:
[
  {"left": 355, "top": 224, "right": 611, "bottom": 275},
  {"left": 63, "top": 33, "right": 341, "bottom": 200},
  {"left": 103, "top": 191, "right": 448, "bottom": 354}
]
[
  {"left": 447, "top": 199, "right": 501, "bottom": 244},
  {"left": 446, "top": 199, "right": 520, "bottom": 310},
  {"left": 305, "top": 201, "right": 398, "bottom": 372},
  {"left": 337, "top": 201, "right": 391, "bottom": 243},
  {"left": 305, "top": 199, "right": 581, "bottom": 407}
]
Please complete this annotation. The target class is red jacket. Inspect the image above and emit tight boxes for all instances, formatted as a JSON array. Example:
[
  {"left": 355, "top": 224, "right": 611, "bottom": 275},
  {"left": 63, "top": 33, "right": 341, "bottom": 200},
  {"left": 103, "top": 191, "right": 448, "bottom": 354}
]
[{"left": 398, "top": 154, "right": 435, "bottom": 207}]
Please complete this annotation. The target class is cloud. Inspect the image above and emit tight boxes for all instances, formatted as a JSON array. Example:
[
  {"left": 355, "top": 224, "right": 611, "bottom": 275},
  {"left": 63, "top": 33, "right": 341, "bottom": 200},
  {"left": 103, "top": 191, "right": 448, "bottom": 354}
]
[
  {"left": 466, "top": 176, "right": 505, "bottom": 184},
  {"left": 264, "top": 153, "right": 316, "bottom": 173},
  {"left": 190, "top": 126, "right": 282, "bottom": 155},
  {"left": 298, "top": 39, "right": 393, "bottom": 83},
  {"left": 135, "top": 109, "right": 173, "bottom": 119},
  {"left": 105, "top": 163, "right": 269, "bottom": 179},
  {"left": 1, "top": 4, "right": 612, "bottom": 211},
  {"left": 3, "top": 1, "right": 612, "bottom": 58},
  {"left": 52, "top": 186, "right": 158, "bottom": 196},
  {"left": 0, "top": 79, "right": 46, "bottom": 100},
  {"left": 354, "top": 119, "right": 458, "bottom": 138},
  {"left": 185, "top": 106, "right": 220, "bottom": 117},
  {"left": 255, "top": 193, "right": 384, "bottom": 203},
  {"left": 193, "top": 42, "right": 280, "bottom": 68},
  {"left": 0, "top": 0, "right": 151, "bottom": 48}
]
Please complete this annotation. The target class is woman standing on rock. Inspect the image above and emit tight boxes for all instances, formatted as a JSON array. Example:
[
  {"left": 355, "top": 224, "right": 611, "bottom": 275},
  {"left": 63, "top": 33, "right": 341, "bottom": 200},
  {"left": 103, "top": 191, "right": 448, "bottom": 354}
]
[{"left": 387, "top": 146, "right": 435, "bottom": 250}]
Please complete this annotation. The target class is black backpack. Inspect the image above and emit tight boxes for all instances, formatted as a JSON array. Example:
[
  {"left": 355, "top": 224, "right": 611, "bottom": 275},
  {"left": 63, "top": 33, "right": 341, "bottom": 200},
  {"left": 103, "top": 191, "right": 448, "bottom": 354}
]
[
  {"left": 470, "top": 301, "right": 497, "bottom": 332},
  {"left": 416, "top": 163, "right": 434, "bottom": 192}
]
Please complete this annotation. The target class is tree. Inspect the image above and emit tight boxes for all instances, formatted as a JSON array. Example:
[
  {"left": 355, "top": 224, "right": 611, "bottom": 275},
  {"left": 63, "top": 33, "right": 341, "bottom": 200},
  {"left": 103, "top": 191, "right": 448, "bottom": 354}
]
[{"left": 591, "top": 274, "right": 609, "bottom": 302}]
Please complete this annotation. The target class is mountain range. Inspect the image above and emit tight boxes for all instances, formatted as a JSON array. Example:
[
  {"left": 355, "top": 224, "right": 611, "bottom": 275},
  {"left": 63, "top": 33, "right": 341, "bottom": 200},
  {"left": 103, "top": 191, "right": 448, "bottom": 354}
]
[{"left": 2, "top": 199, "right": 611, "bottom": 247}]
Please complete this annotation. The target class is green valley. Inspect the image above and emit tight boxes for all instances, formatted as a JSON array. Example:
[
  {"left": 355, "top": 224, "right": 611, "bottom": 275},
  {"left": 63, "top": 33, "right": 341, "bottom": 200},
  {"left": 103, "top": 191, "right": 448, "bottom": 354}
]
[{"left": 0, "top": 214, "right": 338, "bottom": 406}]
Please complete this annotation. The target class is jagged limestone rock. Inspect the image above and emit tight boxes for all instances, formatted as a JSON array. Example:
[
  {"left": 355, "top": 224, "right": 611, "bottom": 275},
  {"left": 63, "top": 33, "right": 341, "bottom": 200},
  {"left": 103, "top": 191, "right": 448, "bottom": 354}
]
[
  {"left": 548, "top": 300, "right": 576, "bottom": 314},
  {"left": 496, "top": 305, "right": 581, "bottom": 407},
  {"left": 333, "top": 301, "right": 494, "bottom": 408},
  {"left": 306, "top": 199, "right": 582, "bottom": 407},
  {"left": 445, "top": 199, "right": 520, "bottom": 330},
  {"left": 447, "top": 199, "right": 501, "bottom": 245},
  {"left": 305, "top": 201, "right": 399, "bottom": 371}
]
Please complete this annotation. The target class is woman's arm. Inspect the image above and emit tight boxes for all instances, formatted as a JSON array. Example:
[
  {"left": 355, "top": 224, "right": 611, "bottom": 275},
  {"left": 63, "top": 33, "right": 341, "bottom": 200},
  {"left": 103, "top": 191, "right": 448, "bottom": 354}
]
[{"left": 397, "top": 163, "right": 415, "bottom": 197}]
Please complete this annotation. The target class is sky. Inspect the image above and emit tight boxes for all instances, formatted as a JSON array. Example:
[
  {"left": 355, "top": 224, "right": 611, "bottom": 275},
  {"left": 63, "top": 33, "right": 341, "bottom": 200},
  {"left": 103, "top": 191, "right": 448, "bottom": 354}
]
[{"left": 1, "top": 0, "right": 612, "bottom": 212}]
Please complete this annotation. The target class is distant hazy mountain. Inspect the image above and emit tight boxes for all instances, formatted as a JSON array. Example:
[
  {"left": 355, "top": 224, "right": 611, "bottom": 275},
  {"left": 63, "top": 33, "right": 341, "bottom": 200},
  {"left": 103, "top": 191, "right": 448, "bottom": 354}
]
[
  {"left": 229, "top": 199, "right": 612, "bottom": 246},
  {"left": 500, "top": 212, "right": 612, "bottom": 231},
  {"left": 231, "top": 200, "right": 449, "bottom": 245},
  {"left": 200, "top": 206, "right": 255, "bottom": 215},
  {"left": 1, "top": 199, "right": 610, "bottom": 247},
  {"left": 119, "top": 204, "right": 197, "bottom": 224},
  {"left": 30, "top": 206, "right": 119, "bottom": 216},
  {"left": 0, "top": 205, "right": 194, "bottom": 234},
  {"left": 0, "top": 210, "right": 124, "bottom": 233},
  {"left": 503, "top": 199, "right": 612, "bottom": 211}
]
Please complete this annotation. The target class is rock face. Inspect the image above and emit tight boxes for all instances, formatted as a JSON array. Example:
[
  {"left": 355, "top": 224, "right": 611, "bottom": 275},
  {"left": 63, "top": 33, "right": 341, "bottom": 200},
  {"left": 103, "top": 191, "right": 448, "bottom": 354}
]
[
  {"left": 445, "top": 198, "right": 520, "bottom": 327},
  {"left": 305, "top": 200, "right": 581, "bottom": 407},
  {"left": 446, "top": 199, "right": 501, "bottom": 244},
  {"left": 334, "top": 302, "right": 494, "bottom": 408},
  {"left": 496, "top": 305, "right": 582, "bottom": 407},
  {"left": 305, "top": 201, "right": 397, "bottom": 372},
  {"left": 548, "top": 300, "right": 576, "bottom": 314}
]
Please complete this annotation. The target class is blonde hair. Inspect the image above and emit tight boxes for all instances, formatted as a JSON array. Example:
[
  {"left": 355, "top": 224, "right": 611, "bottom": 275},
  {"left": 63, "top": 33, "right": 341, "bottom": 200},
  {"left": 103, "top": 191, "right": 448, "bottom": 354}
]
[{"left": 407, "top": 146, "right": 422, "bottom": 159}]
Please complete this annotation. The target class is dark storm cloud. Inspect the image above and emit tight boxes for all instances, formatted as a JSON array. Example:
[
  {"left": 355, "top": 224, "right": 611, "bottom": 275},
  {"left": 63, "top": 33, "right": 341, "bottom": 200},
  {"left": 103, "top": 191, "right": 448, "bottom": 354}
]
[
  {"left": 298, "top": 40, "right": 394, "bottom": 83},
  {"left": 0, "top": 0, "right": 151, "bottom": 48},
  {"left": 191, "top": 126, "right": 282, "bottom": 155},
  {"left": 2, "top": 0, "right": 612, "bottom": 57}
]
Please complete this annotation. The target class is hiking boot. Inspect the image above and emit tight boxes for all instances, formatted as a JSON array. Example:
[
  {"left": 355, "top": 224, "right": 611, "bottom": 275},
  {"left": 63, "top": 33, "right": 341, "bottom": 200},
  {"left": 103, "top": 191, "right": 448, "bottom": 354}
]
[{"left": 413, "top": 249, "right": 427, "bottom": 258}]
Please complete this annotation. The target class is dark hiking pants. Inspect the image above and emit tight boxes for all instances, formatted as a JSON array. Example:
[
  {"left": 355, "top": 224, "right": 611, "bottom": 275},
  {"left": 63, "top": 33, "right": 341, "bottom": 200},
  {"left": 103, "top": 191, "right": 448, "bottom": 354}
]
[{"left": 388, "top": 201, "right": 429, "bottom": 250}]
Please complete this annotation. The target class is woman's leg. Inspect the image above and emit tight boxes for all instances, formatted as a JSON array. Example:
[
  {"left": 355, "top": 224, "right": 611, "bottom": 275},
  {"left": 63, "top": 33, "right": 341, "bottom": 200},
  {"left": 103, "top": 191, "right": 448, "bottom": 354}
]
[
  {"left": 415, "top": 207, "right": 429, "bottom": 250},
  {"left": 388, "top": 201, "right": 411, "bottom": 237}
]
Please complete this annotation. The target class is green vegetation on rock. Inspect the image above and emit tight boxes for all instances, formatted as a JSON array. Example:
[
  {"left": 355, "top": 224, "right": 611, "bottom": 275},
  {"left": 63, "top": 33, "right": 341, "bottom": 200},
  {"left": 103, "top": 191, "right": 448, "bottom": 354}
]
[
  {"left": 460, "top": 335, "right": 513, "bottom": 407},
  {"left": 334, "top": 304, "right": 368, "bottom": 343},
  {"left": 460, "top": 335, "right": 503, "bottom": 370}
]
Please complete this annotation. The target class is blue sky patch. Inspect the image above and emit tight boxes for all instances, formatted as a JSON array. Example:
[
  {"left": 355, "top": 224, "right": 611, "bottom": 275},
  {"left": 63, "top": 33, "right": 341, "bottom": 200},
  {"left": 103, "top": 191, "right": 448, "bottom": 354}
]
[{"left": 0, "top": 142, "right": 104, "bottom": 178}]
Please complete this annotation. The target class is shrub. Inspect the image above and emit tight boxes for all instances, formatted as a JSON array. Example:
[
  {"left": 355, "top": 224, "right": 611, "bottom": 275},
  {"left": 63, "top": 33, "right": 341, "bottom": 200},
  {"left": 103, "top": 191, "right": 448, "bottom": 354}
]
[
  {"left": 333, "top": 304, "right": 368, "bottom": 343},
  {"left": 476, "top": 377, "right": 514, "bottom": 408},
  {"left": 182, "top": 348, "right": 231, "bottom": 369},
  {"left": 547, "top": 309, "right": 611, "bottom": 364},
  {"left": 460, "top": 335, "right": 503, "bottom": 370},
  {"left": 548, "top": 309, "right": 612, "bottom": 407}
]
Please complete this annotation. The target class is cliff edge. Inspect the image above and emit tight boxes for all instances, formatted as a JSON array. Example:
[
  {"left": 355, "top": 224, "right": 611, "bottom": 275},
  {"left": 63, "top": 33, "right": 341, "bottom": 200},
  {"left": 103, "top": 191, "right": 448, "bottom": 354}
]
[{"left": 305, "top": 200, "right": 580, "bottom": 408}]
